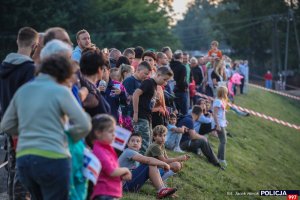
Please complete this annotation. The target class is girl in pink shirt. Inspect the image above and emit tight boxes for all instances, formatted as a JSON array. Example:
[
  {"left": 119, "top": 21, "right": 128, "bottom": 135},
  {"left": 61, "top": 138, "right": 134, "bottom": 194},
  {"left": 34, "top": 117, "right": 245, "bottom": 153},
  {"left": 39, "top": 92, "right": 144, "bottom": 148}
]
[{"left": 90, "top": 114, "right": 132, "bottom": 200}]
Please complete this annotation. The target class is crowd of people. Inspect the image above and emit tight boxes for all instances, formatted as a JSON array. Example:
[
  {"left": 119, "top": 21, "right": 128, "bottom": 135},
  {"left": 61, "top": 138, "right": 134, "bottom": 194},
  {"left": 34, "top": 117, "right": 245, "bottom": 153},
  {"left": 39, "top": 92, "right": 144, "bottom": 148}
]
[{"left": 0, "top": 27, "right": 249, "bottom": 200}]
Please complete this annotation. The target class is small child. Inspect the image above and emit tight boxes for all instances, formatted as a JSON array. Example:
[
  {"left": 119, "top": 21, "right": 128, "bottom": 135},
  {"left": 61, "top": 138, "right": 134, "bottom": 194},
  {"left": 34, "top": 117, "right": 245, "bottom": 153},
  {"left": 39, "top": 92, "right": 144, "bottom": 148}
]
[
  {"left": 213, "top": 86, "right": 228, "bottom": 169},
  {"left": 90, "top": 114, "right": 132, "bottom": 200},
  {"left": 165, "top": 113, "right": 186, "bottom": 153},
  {"left": 145, "top": 125, "right": 190, "bottom": 179},
  {"left": 118, "top": 133, "right": 177, "bottom": 199},
  {"left": 208, "top": 40, "right": 222, "bottom": 60}
]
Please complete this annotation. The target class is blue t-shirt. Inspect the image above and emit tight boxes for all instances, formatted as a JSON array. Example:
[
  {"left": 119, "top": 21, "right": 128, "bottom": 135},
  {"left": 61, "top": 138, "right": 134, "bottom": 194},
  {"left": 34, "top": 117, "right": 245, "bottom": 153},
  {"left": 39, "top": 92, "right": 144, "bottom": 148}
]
[
  {"left": 72, "top": 46, "right": 82, "bottom": 63},
  {"left": 177, "top": 115, "right": 194, "bottom": 144},
  {"left": 123, "top": 75, "right": 141, "bottom": 96}
]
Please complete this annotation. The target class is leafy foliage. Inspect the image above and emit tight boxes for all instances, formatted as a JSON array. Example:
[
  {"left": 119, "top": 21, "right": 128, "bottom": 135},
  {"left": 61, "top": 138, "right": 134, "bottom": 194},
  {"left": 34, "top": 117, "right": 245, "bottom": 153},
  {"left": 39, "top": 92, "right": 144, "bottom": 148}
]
[{"left": 0, "top": 0, "right": 180, "bottom": 58}]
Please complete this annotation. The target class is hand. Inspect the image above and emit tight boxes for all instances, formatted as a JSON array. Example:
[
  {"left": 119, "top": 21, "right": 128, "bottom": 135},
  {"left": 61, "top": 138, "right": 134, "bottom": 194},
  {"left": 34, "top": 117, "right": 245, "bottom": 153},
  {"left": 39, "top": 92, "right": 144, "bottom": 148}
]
[
  {"left": 121, "top": 168, "right": 132, "bottom": 181},
  {"left": 133, "top": 113, "right": 138, "bottom": 123},
  {"left": 216, "top": 125, "right": 221, "bottom": 131},
  {"left": 79, "top": 87, "right": 89, "bottom": 101},
  {"left": 179, "top": 126, "right": 186, "bottom": 133},
  {"left": 121, "top": 173, "right": 132, "bottom": 181},
  {"left": 113, "top": 87, "right": 121, "bottom": 95},
  {"left": 184, "top": 154, "right": 190, "bottom": 161},
  {"left": 180, "top": 155, "right": 190, "bottom": 162},
  {"left": 174, "top": 109, "right": 178, "bottom": 115},
  {"left": 162, "top": 163, "right": 170, "bottom": 171},
  {"left": 98, "top": 85, "right": 106, "bottom": 92}
]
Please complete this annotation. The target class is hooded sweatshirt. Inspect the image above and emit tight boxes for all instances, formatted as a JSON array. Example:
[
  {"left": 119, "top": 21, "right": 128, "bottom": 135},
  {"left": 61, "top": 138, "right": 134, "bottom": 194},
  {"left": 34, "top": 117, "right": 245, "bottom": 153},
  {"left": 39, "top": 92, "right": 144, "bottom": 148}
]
[{"left": 0, "top": 53, "right": 35, "bottom": 118}]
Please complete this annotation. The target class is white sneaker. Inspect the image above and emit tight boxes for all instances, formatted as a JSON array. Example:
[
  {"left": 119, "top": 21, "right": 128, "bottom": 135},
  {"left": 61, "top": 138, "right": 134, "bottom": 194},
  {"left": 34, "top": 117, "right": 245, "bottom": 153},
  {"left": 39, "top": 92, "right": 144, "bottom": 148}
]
[
  {"left": 219, "top": 159, "right": 227, "bottom": 168},
  {"left": 196, "top": 148, "right": 203, "bottom": 156},
  {"left": 173, "top": 147, "right": 185, "bottom": 153}
]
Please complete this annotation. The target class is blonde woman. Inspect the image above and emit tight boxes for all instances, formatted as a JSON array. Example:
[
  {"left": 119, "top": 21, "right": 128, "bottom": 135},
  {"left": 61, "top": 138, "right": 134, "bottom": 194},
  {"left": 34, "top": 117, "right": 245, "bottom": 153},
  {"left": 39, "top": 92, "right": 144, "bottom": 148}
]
[{"left": 213, "top": 86, "right": 228, "bottom": 168}]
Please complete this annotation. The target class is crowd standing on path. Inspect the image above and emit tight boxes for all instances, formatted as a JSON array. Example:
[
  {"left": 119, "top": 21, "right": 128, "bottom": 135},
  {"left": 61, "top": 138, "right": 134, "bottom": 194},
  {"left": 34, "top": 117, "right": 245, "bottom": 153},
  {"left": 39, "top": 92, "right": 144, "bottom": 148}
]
[{"left": 0, "top": 27, "right": 250, "bottom": 200}]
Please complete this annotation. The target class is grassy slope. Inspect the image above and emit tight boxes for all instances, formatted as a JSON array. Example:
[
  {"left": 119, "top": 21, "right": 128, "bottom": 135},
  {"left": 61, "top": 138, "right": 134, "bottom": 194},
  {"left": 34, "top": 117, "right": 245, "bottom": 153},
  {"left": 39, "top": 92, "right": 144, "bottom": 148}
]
[{"left": 123, "top": 87, "right": 300, "bottom": 200}]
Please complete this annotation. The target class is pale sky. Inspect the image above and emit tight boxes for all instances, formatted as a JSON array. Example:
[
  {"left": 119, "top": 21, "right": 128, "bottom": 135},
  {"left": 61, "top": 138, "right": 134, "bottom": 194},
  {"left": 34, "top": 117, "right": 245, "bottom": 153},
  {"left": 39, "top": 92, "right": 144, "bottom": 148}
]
[{"left": 172, "top": 0, "right": 194, "bottom": 21}]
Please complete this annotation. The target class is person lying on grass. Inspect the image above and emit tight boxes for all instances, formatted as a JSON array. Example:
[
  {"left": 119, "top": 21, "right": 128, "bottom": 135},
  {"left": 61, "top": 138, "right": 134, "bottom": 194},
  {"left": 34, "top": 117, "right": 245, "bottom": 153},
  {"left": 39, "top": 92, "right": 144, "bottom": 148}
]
[
  {"left": 145, "top": 125, "right": 190, "bottom": 180},
  {"left": 118, "top": 133, "right": 177, "bottom": 199}
]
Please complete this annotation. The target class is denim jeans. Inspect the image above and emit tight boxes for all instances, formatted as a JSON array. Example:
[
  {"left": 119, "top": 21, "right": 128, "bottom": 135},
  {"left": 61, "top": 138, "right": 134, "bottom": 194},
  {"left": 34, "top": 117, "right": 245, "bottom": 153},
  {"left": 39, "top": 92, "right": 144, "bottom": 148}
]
[
  {"left": 265, "top": 80, "right": 272, "bottom": 89},
  {"left": 174, "top": 92, "right": 188, "bottom": 115},
  {"left": 123, "top": 164, "right": 149, "bottom": 192},
  {"left": 133, "top": 118, "right": 151, "bottom": 154},
  {"left": 17, "top": 155, "right": 70, "bottom": 200}
]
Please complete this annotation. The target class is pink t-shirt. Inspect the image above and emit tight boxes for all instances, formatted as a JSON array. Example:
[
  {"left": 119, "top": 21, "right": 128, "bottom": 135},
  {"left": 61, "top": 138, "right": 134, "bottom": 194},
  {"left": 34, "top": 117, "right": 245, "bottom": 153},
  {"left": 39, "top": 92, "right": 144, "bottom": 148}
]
[{"left": 92, "top": 141, "right": 122, "bottom": 199}]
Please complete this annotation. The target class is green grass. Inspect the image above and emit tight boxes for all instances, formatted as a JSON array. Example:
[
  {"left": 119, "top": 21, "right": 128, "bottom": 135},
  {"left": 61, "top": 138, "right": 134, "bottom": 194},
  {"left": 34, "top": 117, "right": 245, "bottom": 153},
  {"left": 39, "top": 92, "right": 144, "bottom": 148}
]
[{"left": 123, "top": 87, "right": 300, "bottom": 200}]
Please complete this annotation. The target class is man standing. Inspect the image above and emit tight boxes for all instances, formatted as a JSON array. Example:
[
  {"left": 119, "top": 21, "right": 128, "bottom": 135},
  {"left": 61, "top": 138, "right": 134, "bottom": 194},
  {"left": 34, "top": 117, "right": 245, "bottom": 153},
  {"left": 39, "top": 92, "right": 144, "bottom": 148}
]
[
  {"left": 169, "top": 50, "right": 188, "bottom": 115},
  {"left": 72, "top": 29, "right": 92, "bottom": 62},
  {"left": 183, "top": 52, "right": 191, "bottom": 108},
  {"left": 0, "top": 27, "right": 39, "bottom": 200},
  {"left": 123, "top": 48, "right": 135, "bottom": 65},
  {"left": 156, "top": 52, "right": 169, "bottom": 68}
]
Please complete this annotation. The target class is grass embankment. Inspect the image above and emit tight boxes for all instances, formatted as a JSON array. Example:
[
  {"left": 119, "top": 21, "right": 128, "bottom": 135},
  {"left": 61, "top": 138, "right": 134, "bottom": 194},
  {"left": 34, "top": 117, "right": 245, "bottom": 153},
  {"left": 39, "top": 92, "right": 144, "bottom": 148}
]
[{"left": 123, "top": 87, "right": 300, "bottom": 200}]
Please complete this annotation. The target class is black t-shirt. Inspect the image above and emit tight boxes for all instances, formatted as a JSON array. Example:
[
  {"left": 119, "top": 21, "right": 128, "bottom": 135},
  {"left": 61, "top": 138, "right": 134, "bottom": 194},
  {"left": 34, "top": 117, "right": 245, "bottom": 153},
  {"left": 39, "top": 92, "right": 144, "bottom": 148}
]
[
  {"left": 191, "top": 66, "right": 204, "bottom": 86},
  {"left": 138, "top": 78, "right": 157, "bottom": 120},
  {"left": 211, "top": 70, "right": 221, "bottom": 83}
]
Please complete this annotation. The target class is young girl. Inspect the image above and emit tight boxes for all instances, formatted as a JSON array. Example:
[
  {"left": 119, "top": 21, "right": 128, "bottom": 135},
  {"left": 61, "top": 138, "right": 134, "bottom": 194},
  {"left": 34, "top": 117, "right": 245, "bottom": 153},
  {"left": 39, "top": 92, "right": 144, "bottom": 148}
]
[
  {"left": 213, "top": 86, "right": 228, "bottom": 168},
  {"left": 90, "top": 114, "right": 132, "bottom": 200}
]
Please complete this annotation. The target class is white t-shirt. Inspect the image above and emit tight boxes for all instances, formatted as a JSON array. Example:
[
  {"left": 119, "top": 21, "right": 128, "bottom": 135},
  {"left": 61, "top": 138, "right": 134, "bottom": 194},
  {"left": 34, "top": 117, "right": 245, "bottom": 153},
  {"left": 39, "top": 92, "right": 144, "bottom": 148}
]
[{"left": 213, "top": 99, "right": 227, "bottom": 127}]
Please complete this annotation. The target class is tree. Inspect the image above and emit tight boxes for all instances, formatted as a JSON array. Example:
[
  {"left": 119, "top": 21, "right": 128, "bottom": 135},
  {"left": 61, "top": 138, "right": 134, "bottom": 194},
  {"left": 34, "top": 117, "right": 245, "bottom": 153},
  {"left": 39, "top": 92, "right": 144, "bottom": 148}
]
[
  {"left": 0, "top": 0, "right": 180, "bottom": 58},
  {"left": 173, "top": 0, "right": 222, "bottom": 51}
]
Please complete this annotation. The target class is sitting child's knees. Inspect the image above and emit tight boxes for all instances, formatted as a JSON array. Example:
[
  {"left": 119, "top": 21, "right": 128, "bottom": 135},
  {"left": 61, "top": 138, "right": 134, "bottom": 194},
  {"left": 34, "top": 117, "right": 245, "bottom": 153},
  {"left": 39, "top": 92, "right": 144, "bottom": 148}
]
[{"left": 171, "top": 162, "right": 182, "bottom": 172}]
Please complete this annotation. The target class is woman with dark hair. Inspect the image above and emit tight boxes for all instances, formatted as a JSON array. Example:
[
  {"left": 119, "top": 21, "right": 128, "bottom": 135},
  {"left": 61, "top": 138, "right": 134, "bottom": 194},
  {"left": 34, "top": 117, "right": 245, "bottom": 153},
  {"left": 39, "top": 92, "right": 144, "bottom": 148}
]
[
  {"left": 79, "top": 47, "right": 111, "bottom": 116},
  {"left": 0, "top": 54, "right": 91, "bottom": 200}
]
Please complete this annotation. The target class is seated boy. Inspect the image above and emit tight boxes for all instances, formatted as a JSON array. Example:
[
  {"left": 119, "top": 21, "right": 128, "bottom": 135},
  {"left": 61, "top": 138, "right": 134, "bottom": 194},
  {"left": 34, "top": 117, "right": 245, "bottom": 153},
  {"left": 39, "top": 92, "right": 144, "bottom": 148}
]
[
  {"left": 145, "top": 125, "right": 190, "bottom": 177},
  {"left": 118, "top": 133, "right": 177, "bottom": 199},
  {"left": 165, "top": 113, "right": 186, "bottom": 153}
]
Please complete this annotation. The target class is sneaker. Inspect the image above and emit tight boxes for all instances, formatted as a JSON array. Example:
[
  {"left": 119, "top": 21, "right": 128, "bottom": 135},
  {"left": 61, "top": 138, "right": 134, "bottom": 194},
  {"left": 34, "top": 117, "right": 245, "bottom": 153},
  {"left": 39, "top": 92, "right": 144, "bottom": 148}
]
[
  {"left": 227, "top": 132, "right": 233, "bottom": 138},
  {"left": 157, "top": 187, "right": 178, "bottom": 199},
  {"left": 173, "top": 147, "right": 185, "bottom": 153},
  {"left": 196, "top": 148, "right": 203, "bottom": 156},
  {"left": 219, "top": 159, "right": 227, "bottom": 169}
]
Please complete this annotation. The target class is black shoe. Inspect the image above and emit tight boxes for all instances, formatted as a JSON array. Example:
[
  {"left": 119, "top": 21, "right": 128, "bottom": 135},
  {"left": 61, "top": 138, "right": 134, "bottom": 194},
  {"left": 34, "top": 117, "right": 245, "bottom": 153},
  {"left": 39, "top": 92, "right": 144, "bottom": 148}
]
[{"left": 227, "top": 132, "right": 233, "bottom": 138}]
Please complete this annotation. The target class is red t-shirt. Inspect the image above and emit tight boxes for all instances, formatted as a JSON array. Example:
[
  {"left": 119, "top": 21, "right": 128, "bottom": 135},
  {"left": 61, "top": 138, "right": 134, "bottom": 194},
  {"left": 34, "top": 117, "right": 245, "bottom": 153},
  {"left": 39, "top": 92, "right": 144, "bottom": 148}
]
[
  {"left": 264, "top": 73, "right": 273, "bottom": 80},
  {"left": 208, "top": 49, "right": 222, "bottom": 59}
]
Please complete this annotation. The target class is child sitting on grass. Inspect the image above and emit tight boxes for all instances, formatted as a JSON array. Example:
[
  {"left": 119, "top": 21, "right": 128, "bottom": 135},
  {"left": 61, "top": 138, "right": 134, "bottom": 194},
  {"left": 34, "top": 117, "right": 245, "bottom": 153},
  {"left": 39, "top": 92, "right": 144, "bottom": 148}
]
[
  {"left": 118, "top": 133, "right": 177, "bottom": 199},
  {"left": 165, "top": 113, "right": 186, "bottom": 153},
  {"left": 145, "top": 125, "right": 190, "bottom": 180},
  {"left": 90, "top": 114, "right": 132, "bottom": 200}
]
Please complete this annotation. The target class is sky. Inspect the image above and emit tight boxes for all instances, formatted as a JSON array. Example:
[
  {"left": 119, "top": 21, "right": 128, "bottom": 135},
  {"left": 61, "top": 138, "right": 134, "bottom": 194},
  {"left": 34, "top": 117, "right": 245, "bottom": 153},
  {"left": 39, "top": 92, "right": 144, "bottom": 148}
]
[{"left": 171, "top": 0, "right": 194, "bottom": 21}]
